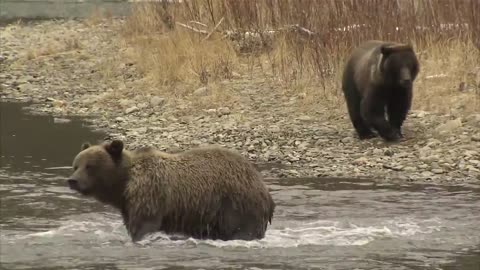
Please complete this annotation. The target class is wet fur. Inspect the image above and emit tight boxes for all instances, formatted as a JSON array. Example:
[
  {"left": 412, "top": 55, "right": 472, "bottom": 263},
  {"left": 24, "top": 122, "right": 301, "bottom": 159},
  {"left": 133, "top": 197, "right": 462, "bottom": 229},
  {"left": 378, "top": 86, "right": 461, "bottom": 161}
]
[
  {"left": 342, "top": 40, "right": 419, "bottom": 141},
  {"left": 69, "top": 140, "right": 275, "bottom": 242}
]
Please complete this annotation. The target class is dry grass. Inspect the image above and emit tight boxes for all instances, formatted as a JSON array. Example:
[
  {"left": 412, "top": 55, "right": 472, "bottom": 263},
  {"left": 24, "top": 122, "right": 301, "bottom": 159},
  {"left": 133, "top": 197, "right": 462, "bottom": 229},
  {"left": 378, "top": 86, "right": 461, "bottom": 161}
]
[
  {"left": 120, "top": 0, "right": 480, "bottom": 114},
  {"left": 23, "top": 34, "right": 83, "bottom": 60},
  {"left": 414, "top": 38, "right": 480, "bottom": 114}
]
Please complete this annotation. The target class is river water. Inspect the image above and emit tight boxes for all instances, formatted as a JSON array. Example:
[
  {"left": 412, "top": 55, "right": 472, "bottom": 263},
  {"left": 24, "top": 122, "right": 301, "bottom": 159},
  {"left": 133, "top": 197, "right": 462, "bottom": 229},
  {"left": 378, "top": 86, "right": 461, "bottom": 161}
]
[{"left": 1, "top": 101, "right": 479, "bottom": 270}]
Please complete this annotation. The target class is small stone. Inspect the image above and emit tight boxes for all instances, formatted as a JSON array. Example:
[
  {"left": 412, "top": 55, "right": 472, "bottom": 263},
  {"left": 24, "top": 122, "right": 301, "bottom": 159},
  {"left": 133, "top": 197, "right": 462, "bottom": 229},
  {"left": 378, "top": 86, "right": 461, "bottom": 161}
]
[
  {"left": 52, "top": 100, "right": 65, "bottom": 108},
  {"left": 352, "top": 157, "right": 367, "bottom": 165},
  {"left": 298, "top": 115, "right": 313, "bottom": 121},
  {"left": 131, "top": 127, "right": 148, "bottom": 134},
  {"left": 191, "top": 139, "right": 202, "bottom": 145},
  {"left": 298, "top": 141, "right": 310, "bottom": 149},
  {"left": 119, "top": 99, "right": 133, "bottom": 107},
  {"left": 287, "top": 169, "right": 300, "bottom": 176},
  {"left": 125, "top": 106, "right": 138, "bottom": 114},
  {"left": 383, "top": 164, "right": 403, "bottom": 171},
  {"left": 167, "top": 146, "right": 183, "bottom": 153},
  {"left": 418, "top": 145, "right": 431, "bottom": 156},
  {"left": 469, "top": 160, "right": 480, "bottom": 165},
  {"left": 137, "top": 102, "right": 149, "bottom": 109},
  {"left": 17, "top": 75, "right": 34, "bottom": 84},
  {"left": 421, "top": 171, "right": 433, "bottom": 178},
  {"left": 435, "top": 118, "right": 462, "bottom": 135},
  {"left": 467, "top": 166, "right": 480, "bottom": 172},
  {"left": 426, "top": 139, "right": 441, "bottom": 147},
  {"left": 420, "top": 154, "right": 440, "bottom": 162},
  {"left": 372, "top": 148, "right": 383, "bottom": 155},
  {"left": 18, "top": 83, "right": 33, "bottom": 92},
  {"left": 464, "top": 151, "right": 477, "bottom": 156},
  {"left": 53, "top": 118, "right": 71, "bottom": 124},
  {"left": 472, "top": 135, "right": 480, "bottom": 142},
  {"left": 384, "top": 149, "right": 395, "bottom": 156},
  {"left": 194, "top": 86, "right": 208, "bottom": 96},
  {"left": 415, "top": 111, "right": 427, "bottom": 118},
  {"left": 432, "top": 168, "right": 444, "bottom": 174},
  {"left": 341, "top": 137, "right": 354, "bottom": 143},
  {"left": 205, "top": 109, "right": 217, "bottom": 114},
  {"left": 418, "top": 164, "right": 429, "bottom": 169},
  {"left": 465, "top": 114, "right": 480, "bottom": 127},
  {"left": 150, "top": 96, "right": 165, "bottom": 107},
  {"left": 315, "top": 139, "right": 329, "bottom": 145},
  {"left": 217, "top": 107, "right": 231, "bottom": 116},
  {"left": 403, "top": 166, "right": 416, "bottom": 172},
  {"left": 115, "top": 117, "right": 125, "bottom": 122}
]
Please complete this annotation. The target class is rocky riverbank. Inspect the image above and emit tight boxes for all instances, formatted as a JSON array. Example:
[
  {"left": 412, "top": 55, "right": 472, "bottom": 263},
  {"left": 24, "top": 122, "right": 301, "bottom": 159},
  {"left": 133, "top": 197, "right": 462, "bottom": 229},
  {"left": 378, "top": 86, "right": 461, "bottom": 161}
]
[{"left": 1, "top": 19, "right": 479, "bottom": 183}]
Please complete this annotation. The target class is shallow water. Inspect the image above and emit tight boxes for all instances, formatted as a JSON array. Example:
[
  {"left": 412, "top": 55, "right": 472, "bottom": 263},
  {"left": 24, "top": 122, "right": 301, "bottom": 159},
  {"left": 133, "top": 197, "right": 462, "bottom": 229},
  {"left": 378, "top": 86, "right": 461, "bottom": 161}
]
[{"left": 1, "top": 101, "right": 480, "bottom": 270}]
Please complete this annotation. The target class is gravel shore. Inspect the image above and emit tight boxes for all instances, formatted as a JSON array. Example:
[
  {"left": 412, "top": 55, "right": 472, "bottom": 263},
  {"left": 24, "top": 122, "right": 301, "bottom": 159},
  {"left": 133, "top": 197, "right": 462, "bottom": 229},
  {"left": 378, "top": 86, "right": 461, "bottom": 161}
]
[{"left": 1, "top": 19, "right": 479, "bottom": 183}]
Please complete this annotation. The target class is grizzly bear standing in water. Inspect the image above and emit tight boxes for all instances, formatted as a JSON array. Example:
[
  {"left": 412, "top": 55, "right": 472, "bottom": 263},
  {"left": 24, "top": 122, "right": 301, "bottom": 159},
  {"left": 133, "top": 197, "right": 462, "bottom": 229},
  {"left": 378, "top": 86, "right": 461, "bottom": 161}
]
[
  {"left": 341, "top": 40, "right": 420, "bottom": 142},
  {"left": 67, "top": 140, "right": 275, "bottom": 242}
]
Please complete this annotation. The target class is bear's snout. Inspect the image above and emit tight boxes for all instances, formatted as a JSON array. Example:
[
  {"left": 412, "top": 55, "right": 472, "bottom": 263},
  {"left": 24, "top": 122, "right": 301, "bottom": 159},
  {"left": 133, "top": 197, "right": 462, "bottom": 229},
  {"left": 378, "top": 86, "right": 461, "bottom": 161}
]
[
  {"left": 399, "top": 67, "right": 413, "bottom": 89},
  {"left": 67, "top": 178, "right": 79, "bottom": 190},
  {"left": 399, "top": 79, "right": 412, "bottom": 89}
]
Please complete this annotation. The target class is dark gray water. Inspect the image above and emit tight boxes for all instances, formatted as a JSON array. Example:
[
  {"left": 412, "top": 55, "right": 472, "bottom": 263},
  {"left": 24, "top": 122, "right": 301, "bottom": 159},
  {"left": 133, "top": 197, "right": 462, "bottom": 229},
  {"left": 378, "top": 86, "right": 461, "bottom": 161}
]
[{"left": 1, "top": 101, "right": 480, "bottom": 270}]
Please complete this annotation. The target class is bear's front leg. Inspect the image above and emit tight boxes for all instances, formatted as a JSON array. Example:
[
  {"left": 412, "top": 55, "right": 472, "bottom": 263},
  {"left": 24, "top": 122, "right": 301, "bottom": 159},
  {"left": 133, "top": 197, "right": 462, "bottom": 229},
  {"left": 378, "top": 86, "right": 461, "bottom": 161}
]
[
  {"left": 387, "top": 90, "right": 412, "bottom": 139},
  {"left": 360, "top": 97, "right": 401, "bottom": 142},
  {"left": 127, "top": 214, "right": 163, "bottom": 242}
]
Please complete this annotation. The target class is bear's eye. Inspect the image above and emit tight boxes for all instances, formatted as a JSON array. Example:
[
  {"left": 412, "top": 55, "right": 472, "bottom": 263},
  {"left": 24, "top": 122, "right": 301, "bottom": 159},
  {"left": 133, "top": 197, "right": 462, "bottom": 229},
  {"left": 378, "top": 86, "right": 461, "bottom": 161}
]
[{"left": 73, "top": 166, "right": 78, "bottom": 171}]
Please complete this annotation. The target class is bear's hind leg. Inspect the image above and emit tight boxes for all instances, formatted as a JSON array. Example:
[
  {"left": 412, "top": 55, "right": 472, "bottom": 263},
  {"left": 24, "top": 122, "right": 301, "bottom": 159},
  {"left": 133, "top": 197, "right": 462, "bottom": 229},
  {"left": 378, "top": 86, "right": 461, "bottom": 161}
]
[
  {"left": 342, "top": 79, "right": 376, "bottom": 140},
  {"left": 218, "top": 197, "right": 265, "bottom": 241}
]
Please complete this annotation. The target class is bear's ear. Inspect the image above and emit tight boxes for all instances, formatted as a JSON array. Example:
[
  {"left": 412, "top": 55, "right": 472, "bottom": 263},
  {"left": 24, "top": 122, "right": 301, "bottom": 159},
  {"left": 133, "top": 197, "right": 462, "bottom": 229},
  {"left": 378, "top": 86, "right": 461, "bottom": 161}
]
[
  {"left": 81, "top": 142, "right": 91, "bottom": 151},
  {"left": 381, "top": 44, "right": 413, "bottom": 56},
  {"left": 105, "top": 140, "right": 124, "bottom": 158}
]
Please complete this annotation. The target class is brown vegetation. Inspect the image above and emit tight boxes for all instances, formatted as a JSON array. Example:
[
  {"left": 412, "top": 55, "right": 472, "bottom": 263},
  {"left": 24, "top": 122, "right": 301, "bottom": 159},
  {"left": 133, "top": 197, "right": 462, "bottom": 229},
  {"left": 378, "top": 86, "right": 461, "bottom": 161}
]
[{"left": 121, "top": 0, "right": 480, "bottom": 114}]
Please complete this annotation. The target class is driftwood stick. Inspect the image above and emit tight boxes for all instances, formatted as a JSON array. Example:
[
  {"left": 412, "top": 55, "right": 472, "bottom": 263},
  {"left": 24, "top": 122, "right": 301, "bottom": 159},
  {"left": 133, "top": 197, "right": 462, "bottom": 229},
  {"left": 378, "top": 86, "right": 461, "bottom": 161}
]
[
  {"left": 278, "top": 24, "right": 315, "bottom": 36},
  {"left": 203, "top": 17, "right": 225, "bottom": 41},
  {"left": 176, "top": 20, "right": 314, "bottom": 40},
  {"left": 175, "top": 22, "right": 209, "bottom": 35},
  {"left": 188, "top": 21, "right": 208, "bottom": 28},
  {"left": 291, "top": 24, "right": 315, "bottom": 36}
]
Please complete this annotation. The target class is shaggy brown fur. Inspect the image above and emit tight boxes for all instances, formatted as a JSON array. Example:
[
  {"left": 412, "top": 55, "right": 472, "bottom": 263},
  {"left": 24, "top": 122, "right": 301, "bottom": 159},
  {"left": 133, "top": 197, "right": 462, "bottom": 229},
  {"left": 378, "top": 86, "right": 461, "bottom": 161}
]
[
  {"left": 341, "top": 40, "right": 420, "bottom": 142},
  {"left": 67, "top": 140, "right": 275, "bottom": 242}
]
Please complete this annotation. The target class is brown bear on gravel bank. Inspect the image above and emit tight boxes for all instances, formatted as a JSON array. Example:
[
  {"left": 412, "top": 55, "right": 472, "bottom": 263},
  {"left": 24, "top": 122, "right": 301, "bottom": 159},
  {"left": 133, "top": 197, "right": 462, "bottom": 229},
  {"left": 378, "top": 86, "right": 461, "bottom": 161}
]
[
  {"left": 67, "top": 140, "right": 275, "bottom": 242},
  {"left": 341, "top": 40, "right": 420, "bottom": 142}
]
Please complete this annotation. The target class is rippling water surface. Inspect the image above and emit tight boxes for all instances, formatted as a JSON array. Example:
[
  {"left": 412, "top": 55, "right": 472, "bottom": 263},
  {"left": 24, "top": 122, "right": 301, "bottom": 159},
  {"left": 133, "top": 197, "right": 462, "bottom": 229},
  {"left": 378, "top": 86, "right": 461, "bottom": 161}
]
[{"left": 1, "top": 101, "right": 479, "bottom": 270}]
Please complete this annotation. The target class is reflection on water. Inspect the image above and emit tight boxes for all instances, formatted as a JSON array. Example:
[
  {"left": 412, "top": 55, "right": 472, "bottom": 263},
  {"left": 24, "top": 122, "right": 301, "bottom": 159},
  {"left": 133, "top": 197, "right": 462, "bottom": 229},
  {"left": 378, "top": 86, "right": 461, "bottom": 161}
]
[
  {"left": 1, "top": 101, "right": 480, "bottom": 270},
  {"left": 441, "top": 248, "right": 480, "bottom": 270},
  {"left": 0, "top": 101, "right": 106, "bottom": 172}
]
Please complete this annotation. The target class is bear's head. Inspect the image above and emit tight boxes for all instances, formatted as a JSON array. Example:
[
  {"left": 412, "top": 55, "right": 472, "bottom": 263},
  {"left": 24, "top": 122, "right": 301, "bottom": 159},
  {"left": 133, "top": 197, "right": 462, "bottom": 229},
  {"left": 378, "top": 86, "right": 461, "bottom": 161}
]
[
  {"left": 380, "top": 43, "right": 420, "bottom": 89},
  {"left": 67, "top": 140, "right": 129, "bottom": 207}
]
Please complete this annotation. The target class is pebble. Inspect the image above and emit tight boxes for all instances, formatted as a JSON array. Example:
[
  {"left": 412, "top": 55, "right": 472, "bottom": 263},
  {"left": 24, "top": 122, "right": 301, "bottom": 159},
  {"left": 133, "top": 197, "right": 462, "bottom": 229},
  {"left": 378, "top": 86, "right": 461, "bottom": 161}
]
[
  {"left": 418, "top": 164, "right": 429, "bottom": 169},
  {"left": 193, "top": 86, "right": 208, "bottom": 96},
  {"left": 125, "top": 106, "right": 139, "bottom": 114},
  {"left": 150, "top": 96, "right": 165, "bottom": 107},
  {"left": 435, "top": 118, "right": 462, "bottom": 135},
  {"left": 384, "top": 149, "right": 395, "bottom": 156},
  {"left": 53, "top": 118, "right": 71, "bottom": 124}
]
